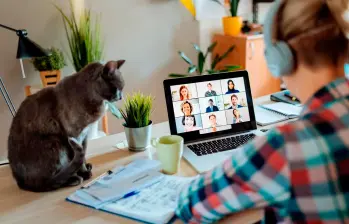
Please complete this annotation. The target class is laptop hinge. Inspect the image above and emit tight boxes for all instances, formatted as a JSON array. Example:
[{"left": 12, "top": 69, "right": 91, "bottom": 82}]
[{"left": 184, "top": 130, "right": 253, "bottom": 145}]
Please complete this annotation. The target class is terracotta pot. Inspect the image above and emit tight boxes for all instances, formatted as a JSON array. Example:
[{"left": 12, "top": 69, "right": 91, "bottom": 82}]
[
  {"left": 39, "top": 70, "right": 61, "bottom": 87},
  {"left": 222, "top": 16, "right": 243, "bottom": 36}
]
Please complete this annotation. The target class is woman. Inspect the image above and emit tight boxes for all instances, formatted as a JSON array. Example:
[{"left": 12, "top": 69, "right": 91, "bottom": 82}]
[
  {"left": 232, "top": 109, "right": 243, "bottom": 124},
  {"left": 225, "top": 80, "right": 240, "bottom": 94},
  {"left": 180, "top": 101, "right": 193, "bottom": 116},
  {"left": 176, "top": 0, "right": 349, "bottom": 223},
  {"left": 179, "top": 85, "right": 191, "bottom": 101},
  {"left": 182, "top": 115, "right": 201, "bottom": 132}
]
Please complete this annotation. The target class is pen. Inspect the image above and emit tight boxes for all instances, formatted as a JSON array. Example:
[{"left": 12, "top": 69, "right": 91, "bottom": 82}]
[
  {"left": 81, "top": 170, "right": 113, "bottom": 189},
  {"left": 121, "top": 190, "right": 140, "bottom": 199},
  {"left": 284, "top": 93, "right": 300, "bottom": 102}
]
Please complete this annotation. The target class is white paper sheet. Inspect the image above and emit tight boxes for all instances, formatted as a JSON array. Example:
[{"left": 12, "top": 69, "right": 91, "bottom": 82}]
[{"left": 103, "top": 175, "right": 195, "bottom": 223}]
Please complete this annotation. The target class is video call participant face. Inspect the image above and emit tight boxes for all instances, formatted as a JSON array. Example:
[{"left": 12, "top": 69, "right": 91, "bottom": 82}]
[
  {"left": 228, "top": 80, "right": 235, "bottom": 91},
  {"left": 209, "top": 114, "right": 217, "bottom": 127},
  {"left": 182, "top": 115, "right": 196, "bottom": 129},
  {"left": 209, "top": 99, "right": 214, "bottom": 106},
  {"left": 233, "top": 109, "right": 240, "bottom": 118},
  {"left": 179, "top": 86, "right": 189, "bottom": 100},
  {"left": 231, "top": 95, "right": 239, "bottom": 106},
  {"left": 181, "top": 101, "right": 193, "bottom": 116},
  {"left": 207, "top": 83, "right": 212, "bottom": 91}
]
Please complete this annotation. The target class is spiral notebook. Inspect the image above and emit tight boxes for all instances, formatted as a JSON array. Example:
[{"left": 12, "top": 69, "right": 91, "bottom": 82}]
[
  {"left": 66, "top": 159, "right": 196, "bottom": 224},
  {"left": 255, "top": 102, "right": 303, "bottom": 126}
]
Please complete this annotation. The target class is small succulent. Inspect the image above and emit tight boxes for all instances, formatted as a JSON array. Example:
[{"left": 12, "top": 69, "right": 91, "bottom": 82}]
[
  {"left": 31, "top": 47, "right": 66, "bottom": 71},
  {"left": 107, "top": 92, "right": 154, "bottom": 128}
]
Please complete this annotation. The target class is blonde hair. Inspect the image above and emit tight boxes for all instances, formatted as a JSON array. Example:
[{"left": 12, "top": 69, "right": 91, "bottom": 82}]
[{"left": 274, "top": 0, "right": 349, "bottom": 68}]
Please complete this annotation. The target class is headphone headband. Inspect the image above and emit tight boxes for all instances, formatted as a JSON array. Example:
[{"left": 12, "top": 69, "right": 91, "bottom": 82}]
[
  {"left": 263, "top": 0, "right": 283, "bottom": 47},
  {"left": 263, "top": 0, "right": 294, "bottom": 77}
]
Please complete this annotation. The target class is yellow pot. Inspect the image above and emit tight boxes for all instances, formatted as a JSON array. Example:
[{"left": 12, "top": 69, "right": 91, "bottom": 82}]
[{"left": 222, "top": 16, "right": 243, "bottom": 36}]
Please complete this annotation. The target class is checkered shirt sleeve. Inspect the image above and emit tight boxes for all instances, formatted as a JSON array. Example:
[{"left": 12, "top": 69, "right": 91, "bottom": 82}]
[{"left": 175, "top": 128, "right": 291, "bottom": 223}]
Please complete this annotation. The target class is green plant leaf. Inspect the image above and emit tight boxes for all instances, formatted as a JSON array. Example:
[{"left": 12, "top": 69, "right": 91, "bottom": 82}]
[
  {"left": 30, "top": 47, "right": 66, "bottom": 71},
  {"left": 211, "top": 54, "right": 221, "bottom": 70},
  {"left": 169, "top": 73, "right": 189, "bottom": 78},
  {"left": 206, "top": 69, "right": 217, "bottom": 74},
  {"left": 207, "top": 42, "right": 218, "bottom": 53},
  {"left": 54, "top": 0, "right": 104, "bottom": 72},
  {"left": 193, "top": 43, "right": 201, "bottom": 53},
  {"left": 220, "top": 45, "right": 235, "bottom": 60},
  {"left": 105, "top": 101, "right": 123, "bottom": 119},
  {"left": 225, "top": 65, "right": 241, "bottom": 70},
  {"left": 119, "top": 92, "right": 154, "bottom": 128},
  {"left": 229, "top": 0, "right": 240, "bottom": 17},
  {"left": 210, "top": 0, "right": 223, "bottom": 6},
  {"left": 198, "top": 52, "right": 205, "bottom": 74},
  {"left": 188, "top": 65, "right": 197, "bottom": 74},
  {"left": 178, "top": 51, "right": 193, "bottom": 65}
]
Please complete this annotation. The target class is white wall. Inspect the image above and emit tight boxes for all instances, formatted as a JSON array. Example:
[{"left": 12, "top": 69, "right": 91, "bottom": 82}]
[
  {"left": 0, "top": 0, "right": 271, "bottom": 162},
  {"left": 0, "top": 0, "right": 199, "bottom": 161}
]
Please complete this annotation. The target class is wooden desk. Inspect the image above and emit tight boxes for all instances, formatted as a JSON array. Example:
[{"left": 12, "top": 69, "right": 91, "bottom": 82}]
[{"left": 0, "top": 95, "right": 289, "bottom": 224}]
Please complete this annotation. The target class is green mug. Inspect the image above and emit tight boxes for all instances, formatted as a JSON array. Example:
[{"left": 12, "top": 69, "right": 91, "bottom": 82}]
[{"left": 151, "top": 135, "right": 184, "bottom": 174}]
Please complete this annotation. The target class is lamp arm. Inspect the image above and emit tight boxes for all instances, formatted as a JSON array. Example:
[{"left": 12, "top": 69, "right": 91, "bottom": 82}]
[
  {"left": 0, "top": 24, "right": 18, "bottom": 32},
  {"left": 0, "top": 24, "right": 27, "bottom": 37}
]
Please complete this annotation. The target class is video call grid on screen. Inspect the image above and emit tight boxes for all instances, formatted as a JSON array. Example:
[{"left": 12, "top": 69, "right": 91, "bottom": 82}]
[{"left": 170, "top": 77, "right": 251, "bottom": 134}]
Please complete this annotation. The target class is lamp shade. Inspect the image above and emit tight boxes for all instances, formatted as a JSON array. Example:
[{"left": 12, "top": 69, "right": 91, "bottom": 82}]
[{"left": 16, "top": 35, "right": 49, "bottom": 59}]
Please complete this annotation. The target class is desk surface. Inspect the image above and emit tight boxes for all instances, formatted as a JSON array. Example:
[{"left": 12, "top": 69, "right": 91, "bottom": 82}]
[{"left": 0, "top": 95, "right": 291, "bottom": 224}]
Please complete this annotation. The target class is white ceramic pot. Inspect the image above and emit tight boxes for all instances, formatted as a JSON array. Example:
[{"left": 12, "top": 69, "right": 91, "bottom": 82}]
[{"left": 87, "top": 103, "right": 109, "bottom": 140}]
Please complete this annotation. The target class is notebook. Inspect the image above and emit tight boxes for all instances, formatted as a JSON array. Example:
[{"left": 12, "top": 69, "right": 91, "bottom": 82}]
[
  {"left": 66, "top": 159, "right": 196, "bottom": 224},
  {"left": 255, "top": 102, "right": 303, "bottom": 126}
]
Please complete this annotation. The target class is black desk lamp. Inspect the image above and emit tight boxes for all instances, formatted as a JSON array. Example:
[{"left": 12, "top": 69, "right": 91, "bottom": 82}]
[{"left": 0, "top": 24, "right": 49, "bottom": 117}]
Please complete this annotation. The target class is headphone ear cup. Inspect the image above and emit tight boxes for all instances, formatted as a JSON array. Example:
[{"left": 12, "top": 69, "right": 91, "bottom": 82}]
[
  {"left": 265, "top": 41, "right": 294, "bottom": 77},
  {"left": 276, "top": 42, "right": 295, "bottom": 75}
]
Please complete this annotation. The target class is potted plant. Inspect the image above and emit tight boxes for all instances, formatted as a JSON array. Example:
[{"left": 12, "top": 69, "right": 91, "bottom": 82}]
[
  {"left": 30, "top": 47, "right": 66, "bottom": 87},
  {"left": 55, "top": 0, "right": 105, "bottom": 139},
  {"left": 107, "top": 92, "right": 154, "bottom": 151},
  {"left": 212, "top": 0, "right": 241, "bottom": 36},
  {"left": 169, "top": 42, "right": 240, "bottom": 77},
  {"left": 55, "top": 0, "right": 104, "bottom": 72}
]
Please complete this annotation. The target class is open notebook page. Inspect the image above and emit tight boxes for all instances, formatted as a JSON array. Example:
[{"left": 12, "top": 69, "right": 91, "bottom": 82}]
[
  {"left": 255, "top": 106, "right": 289, "bottom": 126},
  {"left": 261, "top": 102, "right": 303, "bottom": 117},
  {"left": 68, "top": 174, "right": 195, "bottom": 224}
]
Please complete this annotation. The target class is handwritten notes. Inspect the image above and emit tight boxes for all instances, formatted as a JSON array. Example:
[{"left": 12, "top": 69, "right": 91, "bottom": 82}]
[
  {"left": 103, "top": 175, "right": 194, "bottom": 221},
  {"left": 67, "top": 159, "right": 197, "bottom": 223}
]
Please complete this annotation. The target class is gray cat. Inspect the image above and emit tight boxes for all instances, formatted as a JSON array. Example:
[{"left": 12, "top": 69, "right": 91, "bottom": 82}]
[{"left": 7, "top": 60, "right": 125, "bottom": 192}]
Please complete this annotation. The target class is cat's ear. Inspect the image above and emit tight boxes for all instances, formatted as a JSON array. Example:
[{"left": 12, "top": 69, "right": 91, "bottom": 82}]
[
  {"left": 116, "top": 60, "right": 125, "bottom": 69},
  {"left": 103, "top": 60, "right": 126, "bottom": 75}
]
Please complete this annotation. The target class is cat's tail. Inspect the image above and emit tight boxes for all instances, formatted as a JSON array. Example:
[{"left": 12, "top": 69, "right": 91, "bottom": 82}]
[
  {"left": 16, "top": 138, "right": 84, "bottom": 193},
  {"left": 45, "top": 139, "right": 85, "bottom": 191}
]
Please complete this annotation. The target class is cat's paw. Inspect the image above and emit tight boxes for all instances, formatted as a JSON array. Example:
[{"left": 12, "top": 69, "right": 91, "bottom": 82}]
[
  {"left": 78, "top": 170, "right": 92, "bottom": 181},
  {"left": 86, "top": 163, "right": 92, "bottom": 171},
  {"left": 65, "top": 175, "right": 83, "bottom": 187}
]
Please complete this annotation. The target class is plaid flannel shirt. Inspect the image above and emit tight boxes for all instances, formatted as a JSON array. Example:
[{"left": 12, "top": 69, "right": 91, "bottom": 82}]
[{"left": 175, "top": 77, "right": 349, "bottom": 223}]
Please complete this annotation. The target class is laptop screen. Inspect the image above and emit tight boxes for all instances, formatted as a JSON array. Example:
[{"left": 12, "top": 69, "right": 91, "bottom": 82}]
[{"left": 163, "top": 71, "right": 257, "bottom": 142}]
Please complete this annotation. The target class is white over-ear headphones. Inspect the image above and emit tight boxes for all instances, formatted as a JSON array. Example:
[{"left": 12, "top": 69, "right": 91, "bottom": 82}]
[{"left": 264, "top": 0, "right": 295, "bottom": 77}]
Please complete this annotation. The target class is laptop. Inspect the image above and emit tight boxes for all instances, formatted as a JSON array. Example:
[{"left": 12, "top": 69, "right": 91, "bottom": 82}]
[{"left": 163, "top": 70, "right": 264, "bottom": 173}]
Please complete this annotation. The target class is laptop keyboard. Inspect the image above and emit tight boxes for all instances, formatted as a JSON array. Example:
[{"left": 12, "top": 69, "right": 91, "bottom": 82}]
[{"left": 187, "top": 133, "right": 256, "bottom": 156}]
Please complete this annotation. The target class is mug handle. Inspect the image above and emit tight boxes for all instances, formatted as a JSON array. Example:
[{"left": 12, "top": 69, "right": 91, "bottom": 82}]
[{"left": 151, "top": 137, "right": 159, "bottom": 148}]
